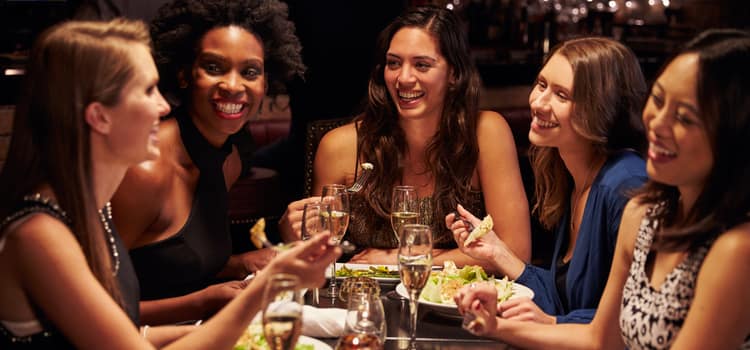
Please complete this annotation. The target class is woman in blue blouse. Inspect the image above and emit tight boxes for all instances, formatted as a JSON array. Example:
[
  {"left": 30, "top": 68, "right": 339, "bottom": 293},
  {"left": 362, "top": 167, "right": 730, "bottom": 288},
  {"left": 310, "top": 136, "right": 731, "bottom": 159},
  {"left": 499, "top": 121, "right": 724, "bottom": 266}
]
[{"left": 447, "top": 37, "right": 647, "bottom": 324}]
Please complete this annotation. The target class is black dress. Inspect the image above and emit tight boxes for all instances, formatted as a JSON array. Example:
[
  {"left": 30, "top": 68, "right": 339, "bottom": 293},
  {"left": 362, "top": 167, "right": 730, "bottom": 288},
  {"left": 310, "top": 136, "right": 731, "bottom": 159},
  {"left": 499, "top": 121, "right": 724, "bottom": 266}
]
[
  {"left": 0, "top": 195, "right": 140, "bottom": 349},
  {"left": 129, "top": 116, "right": 252, "bottom": 300}
]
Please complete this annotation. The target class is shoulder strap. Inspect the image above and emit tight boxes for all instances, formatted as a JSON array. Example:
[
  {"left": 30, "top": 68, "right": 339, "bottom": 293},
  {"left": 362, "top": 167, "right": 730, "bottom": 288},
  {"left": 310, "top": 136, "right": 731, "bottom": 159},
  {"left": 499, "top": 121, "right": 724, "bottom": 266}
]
[{"left": 0, "top": 194, "right": 69, "bottom": 233}]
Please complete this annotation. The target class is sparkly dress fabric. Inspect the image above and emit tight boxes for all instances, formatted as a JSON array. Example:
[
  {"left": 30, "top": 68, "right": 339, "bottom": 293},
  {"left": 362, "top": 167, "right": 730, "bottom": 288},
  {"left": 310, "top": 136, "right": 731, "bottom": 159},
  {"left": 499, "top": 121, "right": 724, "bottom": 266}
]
[{"left": 0, "top": 196, "right": 139, "bottom": 349}]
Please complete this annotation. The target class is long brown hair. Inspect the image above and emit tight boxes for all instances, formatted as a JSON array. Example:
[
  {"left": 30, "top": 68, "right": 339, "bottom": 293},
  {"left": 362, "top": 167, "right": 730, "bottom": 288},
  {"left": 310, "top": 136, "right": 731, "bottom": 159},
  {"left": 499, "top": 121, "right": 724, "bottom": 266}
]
[
  {"left": 531, "top": 37, "right": 647, "bottom": 230},
  {"left": 0, "top": 18, "right": 151, "bottom": 307},
  {"left": 354, "top": 6, "right": 481, "bottom": 238},
  {"left": 637, "top": 29, "right": 750, "bottom": 250}
]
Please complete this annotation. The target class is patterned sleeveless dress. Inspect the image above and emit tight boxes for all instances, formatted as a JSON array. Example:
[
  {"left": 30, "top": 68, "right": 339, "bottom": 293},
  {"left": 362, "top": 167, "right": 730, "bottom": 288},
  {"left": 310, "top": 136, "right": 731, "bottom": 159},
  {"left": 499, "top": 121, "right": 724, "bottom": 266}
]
[{"left": 620, "top": 201, "right": 750, "bottom": 349}]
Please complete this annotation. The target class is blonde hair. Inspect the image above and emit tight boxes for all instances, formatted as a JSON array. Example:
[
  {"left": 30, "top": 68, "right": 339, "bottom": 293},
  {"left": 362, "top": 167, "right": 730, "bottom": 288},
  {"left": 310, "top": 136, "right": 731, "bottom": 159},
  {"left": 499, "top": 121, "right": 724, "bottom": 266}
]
[{"left": 0, "top": 18, "right": 152, "bottom": 306}]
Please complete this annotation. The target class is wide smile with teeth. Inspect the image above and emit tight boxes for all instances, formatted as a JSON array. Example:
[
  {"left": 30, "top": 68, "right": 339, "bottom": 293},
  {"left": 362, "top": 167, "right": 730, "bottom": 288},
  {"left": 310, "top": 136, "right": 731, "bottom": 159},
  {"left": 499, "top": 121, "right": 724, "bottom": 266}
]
[
  {"left": 215, "top": 102, "right": 244, "bottom": 114},
  {"left": 398, "top": 90, "right": 424, "bottom": 101},
  {"left": 649, "top": 142, "right": 677, "bottom": 157},
  {"left": 534, "top": 116, "right": 559, "bottom": 128}
]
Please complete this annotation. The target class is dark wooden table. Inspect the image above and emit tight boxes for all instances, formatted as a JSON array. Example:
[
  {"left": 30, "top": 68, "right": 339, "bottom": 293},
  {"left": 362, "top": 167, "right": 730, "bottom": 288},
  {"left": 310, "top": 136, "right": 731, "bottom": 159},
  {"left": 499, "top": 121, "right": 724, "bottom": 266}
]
[{"left": 306, "top": 282, "right": 513, "bottom": 350}]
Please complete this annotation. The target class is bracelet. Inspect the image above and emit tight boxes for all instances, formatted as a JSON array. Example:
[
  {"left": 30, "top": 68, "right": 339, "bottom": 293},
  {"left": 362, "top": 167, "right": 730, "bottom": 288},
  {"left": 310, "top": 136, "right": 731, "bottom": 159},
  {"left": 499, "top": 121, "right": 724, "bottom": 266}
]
[{"left": 141, "top": 325, "right": 150, "bottom": 339}]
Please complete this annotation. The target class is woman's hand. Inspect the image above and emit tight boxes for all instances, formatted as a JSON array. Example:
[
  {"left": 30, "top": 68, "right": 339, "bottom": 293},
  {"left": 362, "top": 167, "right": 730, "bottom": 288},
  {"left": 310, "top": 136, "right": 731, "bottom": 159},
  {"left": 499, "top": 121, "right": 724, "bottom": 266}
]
[
  {"left": 446, "top": 205, "right": 502, "bottom": 262},
  {"left": 197, "top": 280, "right": 249, "bottom": 317},
  {"left": 260, "top": 231, "right": 341, "bottom": 289},
  {"left": 278, "top": 196, "right": 321, "bottom": 242},
  {"left": 498, "top": 297, "right": 556, "bottom": 324},
  {"left": 454, "top": 281, "right": 499, "bottom": 336},
  {"left": 239, "top": 248, "right": 277, "bottom": 273},
  {"left": 348, "top": 248, "right": 398, "bottom": 265}
]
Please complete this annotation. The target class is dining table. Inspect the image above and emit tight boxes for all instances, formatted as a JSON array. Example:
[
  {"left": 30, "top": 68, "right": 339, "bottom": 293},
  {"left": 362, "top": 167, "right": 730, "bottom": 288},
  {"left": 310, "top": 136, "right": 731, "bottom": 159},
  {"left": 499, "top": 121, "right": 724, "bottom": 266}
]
[{"left": 305, "top": 281, "right": 515, "bottom": 350}]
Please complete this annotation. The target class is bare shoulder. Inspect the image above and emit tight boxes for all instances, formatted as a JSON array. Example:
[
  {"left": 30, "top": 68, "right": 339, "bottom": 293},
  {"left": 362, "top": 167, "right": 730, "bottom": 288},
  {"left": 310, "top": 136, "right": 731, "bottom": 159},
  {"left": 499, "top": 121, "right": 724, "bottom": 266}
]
[
  {"left": 476, "top": 110, "right": 513, "bottom": 142},
  {"left": 318, "top": 122, "right": 358, "bottom": 151},
  {"left": 708, "top": 221, "right": 750, "bottom": 264},
  {"left": 5, "top": 213, "right": 83, "bottom": 266},
  {"left": 618, "top": 196, "right": 650, "bottom": 255}
]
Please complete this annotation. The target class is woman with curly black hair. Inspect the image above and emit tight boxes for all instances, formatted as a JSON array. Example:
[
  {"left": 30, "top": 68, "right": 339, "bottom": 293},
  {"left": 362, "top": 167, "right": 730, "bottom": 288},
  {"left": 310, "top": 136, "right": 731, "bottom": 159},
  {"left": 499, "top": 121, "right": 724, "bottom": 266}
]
[{"left": 111, "top": 0, "right": 306, "bottom": 325}]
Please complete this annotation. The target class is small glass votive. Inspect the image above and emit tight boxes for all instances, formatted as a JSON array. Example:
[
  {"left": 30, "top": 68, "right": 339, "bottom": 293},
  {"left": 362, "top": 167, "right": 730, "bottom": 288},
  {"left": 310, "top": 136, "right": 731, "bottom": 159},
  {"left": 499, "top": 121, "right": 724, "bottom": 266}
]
[{"left": 338, "top": 276, "right": 380, "bottom": 302}]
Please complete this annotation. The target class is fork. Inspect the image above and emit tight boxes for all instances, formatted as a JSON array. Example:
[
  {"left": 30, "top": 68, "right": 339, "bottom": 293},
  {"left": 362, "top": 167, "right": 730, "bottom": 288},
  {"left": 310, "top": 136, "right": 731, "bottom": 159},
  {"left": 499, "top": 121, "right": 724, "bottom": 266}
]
[{"left": 347, "top": 162, "right": 374, "bottom": 193}]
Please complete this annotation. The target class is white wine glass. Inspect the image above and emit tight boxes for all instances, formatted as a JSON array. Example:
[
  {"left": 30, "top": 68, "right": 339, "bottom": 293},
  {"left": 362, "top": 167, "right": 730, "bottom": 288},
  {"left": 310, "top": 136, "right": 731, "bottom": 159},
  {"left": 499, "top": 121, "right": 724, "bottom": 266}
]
[
  {"left": 390, "top": 185, "right": 419, "bottom": 245},
  {"left": 335, "top": 291, "right": 387, "bottom": 350},
  {"left": 301, "top": 202, "right": 331, "bottom": 241},
  {"left": 321, "top": 184, "right": 350, "bottom": 298},
  {"left": 398, "top": 224, "right": 433, "bottom": 347},
  {"left": 262, "top": 274, "right": 304, "bottom": 350}
]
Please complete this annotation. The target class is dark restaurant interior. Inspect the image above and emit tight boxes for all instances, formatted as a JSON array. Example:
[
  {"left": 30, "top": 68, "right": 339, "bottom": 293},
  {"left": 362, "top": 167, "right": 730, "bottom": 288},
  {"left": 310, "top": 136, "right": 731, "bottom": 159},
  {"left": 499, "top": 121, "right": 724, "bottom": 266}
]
[{"left": 0, "top": 0, "right": 748, "bottom": 260}]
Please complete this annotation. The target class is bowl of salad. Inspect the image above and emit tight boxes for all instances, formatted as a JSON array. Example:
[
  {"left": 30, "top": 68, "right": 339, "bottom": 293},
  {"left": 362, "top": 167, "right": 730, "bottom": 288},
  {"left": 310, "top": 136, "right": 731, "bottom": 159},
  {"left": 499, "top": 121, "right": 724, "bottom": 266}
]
[{"left": 395, "top": 261, "right": 534, "bottom": 319}]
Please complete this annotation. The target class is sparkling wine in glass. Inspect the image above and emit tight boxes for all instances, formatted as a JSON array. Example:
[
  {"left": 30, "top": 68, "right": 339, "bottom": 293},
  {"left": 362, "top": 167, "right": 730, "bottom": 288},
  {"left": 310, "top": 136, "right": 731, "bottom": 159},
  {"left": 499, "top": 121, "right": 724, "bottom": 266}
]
[
  {"left": 301, "top": 202, "right": 331, "bottom": 241},
  {"left": 398, "top": 224, "right": 433, "bottom": 347},
  {"left": 262, "top": 274, "right": 304, "bottom": 350},
  {"left": 390, "top": 185, "right": 419, "bottom": 245},
  {"left": 321, "top": 184, "right": 350, "bottom": 298}
]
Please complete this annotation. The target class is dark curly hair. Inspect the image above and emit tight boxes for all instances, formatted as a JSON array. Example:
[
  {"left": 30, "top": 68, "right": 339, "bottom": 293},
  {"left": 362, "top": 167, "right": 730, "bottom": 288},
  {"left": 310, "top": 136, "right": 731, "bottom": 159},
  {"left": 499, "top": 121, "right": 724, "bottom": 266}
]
[{"left": 150, "top": 0, "right": 305, "bottom": 105}]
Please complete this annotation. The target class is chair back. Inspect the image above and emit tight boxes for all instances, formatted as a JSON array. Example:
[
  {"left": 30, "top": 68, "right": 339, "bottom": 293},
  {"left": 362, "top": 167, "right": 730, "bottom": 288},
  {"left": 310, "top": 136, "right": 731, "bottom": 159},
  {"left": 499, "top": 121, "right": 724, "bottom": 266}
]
[{"left": 304, "top": 117, "right": 352, "bottom": 197}]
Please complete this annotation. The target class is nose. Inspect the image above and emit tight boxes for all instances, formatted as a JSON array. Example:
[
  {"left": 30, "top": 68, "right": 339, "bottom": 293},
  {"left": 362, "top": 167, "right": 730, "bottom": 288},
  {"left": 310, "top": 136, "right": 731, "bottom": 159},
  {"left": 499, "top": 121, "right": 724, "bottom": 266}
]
[
  {"left": 218, "top": 71, "right": 245, "bottom": 97},
  {"left": 155, "top": 88, "right": 171, "bottom": 117},
  {"left": 529, "top": 88, "right": 551, "bottom": 115},
  {"left": 396, "top": 65, "right": 416, "bottom": 88},
  {"left": 645, "top": 104, "right": 672, "bottom": 137}
]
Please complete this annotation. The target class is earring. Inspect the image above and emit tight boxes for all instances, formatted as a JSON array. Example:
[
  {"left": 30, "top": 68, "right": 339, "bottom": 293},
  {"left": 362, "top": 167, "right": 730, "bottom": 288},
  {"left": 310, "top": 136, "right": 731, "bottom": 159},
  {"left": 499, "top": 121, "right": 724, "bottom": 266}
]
[{"left": 179, "top": 80, "right": 188, "bottom": 89}]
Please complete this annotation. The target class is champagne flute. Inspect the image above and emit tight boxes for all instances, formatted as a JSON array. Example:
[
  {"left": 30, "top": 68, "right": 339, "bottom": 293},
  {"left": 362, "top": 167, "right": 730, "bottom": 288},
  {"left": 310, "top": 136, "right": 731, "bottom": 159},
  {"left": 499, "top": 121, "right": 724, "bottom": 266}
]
[
  {"left": 390, "top": 185, "right": 419, "bottom": 245},
  {"left": 262, "top": 274, "right": 304, "bottom": 350},
  {"left": 398, "top": 224, "right": 433, "bottom": 347},
  {"left": 321, "top": 184, "right": 350, "bottom": 298}
]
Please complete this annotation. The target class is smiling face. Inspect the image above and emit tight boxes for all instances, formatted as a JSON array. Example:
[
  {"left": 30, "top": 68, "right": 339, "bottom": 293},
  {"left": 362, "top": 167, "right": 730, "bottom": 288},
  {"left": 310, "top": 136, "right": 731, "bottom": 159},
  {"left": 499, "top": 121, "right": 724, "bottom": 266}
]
[
  {"left": 528, "top": 53, "right": 587, "bottom": 151},
  {"left": 188, "top": 26, "right": 266, "bottom": 146},
  {"left": 105, "top": 43, "right": 170, "bottom": 164},
  {"left": 643, "top": 53, "right": 712, "bottom": 194},
  {"left": 384, "top": 27, "right": 451, "bottom": 121}
]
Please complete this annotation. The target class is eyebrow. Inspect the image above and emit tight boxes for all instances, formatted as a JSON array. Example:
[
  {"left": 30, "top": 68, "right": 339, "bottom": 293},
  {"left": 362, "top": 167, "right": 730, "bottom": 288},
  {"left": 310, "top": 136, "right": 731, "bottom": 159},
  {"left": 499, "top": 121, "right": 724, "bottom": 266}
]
[
  {"left": 386, "top": 53, "right": 438, "bottom": 63},
  {"left": 653, "top": 82, "right": 700, "bottom": 115},
  {"left": 197, "top": 52, "right": 263, "bottom": 66}
]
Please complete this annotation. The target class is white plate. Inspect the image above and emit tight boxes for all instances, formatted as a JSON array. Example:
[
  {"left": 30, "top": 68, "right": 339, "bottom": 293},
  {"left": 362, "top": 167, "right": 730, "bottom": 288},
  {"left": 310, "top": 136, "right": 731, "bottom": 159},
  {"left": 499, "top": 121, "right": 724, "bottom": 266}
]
[
  {"left": 298, "top": 335, "right": 333, "bottom": 350},
  {"left": 326, "top": 263, "right": 400, "bottom": 282},
  {"left": 395, "top": 281, "right": 534, "bottom": 319}
]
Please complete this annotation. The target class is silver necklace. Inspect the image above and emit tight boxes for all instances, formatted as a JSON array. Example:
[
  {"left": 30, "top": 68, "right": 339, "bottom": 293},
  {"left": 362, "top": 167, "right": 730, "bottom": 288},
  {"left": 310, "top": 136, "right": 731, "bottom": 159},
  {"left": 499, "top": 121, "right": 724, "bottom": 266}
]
[{"left": 98, "top": 202, "right": 120, "bottom": 275}]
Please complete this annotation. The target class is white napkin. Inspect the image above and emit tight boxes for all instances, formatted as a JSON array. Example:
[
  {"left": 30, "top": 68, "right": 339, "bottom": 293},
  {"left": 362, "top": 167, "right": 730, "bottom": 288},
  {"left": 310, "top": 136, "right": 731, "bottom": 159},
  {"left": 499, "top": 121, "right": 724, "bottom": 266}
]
[
  {"left": 250, "top": 305, "right": 347, "bottom": 338},
  {"left": 300, "top": 305, "right": 346, "bottom": 338}
]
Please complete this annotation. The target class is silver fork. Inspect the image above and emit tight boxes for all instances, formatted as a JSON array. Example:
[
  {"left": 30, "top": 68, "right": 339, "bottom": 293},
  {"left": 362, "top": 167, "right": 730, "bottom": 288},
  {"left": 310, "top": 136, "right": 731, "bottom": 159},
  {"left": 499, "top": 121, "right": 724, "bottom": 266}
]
[{"left": 347, "top": 162, "right": 374, "bottom": 193}]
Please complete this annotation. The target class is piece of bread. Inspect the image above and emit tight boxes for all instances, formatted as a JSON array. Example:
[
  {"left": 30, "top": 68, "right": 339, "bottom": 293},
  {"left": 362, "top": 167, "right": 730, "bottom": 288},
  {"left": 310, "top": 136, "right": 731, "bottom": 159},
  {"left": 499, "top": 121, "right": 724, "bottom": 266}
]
[
  {"left": 249, "top": 218, "right": 267, "bottom": 249},
  {"left": 464, "top": 215, "right": 493, "bottom": 247}
]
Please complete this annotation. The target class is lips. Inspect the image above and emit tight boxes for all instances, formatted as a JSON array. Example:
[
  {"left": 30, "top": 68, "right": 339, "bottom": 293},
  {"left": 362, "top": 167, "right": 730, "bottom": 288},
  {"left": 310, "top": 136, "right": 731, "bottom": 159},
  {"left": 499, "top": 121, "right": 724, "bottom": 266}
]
[
  {"left": 213, "top": 101, "right": 246, "bottom": 119},
  {"left": 531, "top": 116, "right": 559, "bottom": 129},
  {"left": 396, "top": 90, "right": 425, "bottom": 107},
  {"left": 648, "top": 141, "right": 677, "bottom": 163}
]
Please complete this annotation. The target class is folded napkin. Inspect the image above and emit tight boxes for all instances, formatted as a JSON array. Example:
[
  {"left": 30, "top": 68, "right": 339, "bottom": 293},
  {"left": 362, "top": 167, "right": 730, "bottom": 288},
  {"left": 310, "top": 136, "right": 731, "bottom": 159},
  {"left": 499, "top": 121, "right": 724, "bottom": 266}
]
[
  {"left": 250, "top": 305, "right": 347, "bottom": 338},
  {"left": 301, "top": 305, "right": 347, "bottom": 338}
]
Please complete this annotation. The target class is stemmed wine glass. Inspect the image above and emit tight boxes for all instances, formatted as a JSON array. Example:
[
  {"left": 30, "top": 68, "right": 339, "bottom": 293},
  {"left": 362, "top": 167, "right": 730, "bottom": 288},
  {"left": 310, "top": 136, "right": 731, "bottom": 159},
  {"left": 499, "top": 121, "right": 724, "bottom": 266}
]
[
  {"left": 321, "top": 184, "right": 350, "bottom": 297},
  {"left": 390, "top": 185, "right": 419, "bottom": 245},
  {"left": 398, "top": 224, "right": 433, "bottom": 347},
  {"left": 301, "top": 202, "right": 331, "bottom": 241},
  {"left": 262, "top": 274, "right": 304, "bottom": 350},
  {"left": 336, "top": 291, "right": 387, "bottom": 350}
]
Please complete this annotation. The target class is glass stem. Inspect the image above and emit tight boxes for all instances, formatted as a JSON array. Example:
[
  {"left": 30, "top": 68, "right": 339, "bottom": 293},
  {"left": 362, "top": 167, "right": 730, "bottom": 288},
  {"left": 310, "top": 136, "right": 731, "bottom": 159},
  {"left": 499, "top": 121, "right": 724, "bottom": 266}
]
[
  {"left": 328, "top": 263, "right": 337, "bottom": 296},
  {"left": 409, "top": 289, "right": 420, "bottom": 341}
]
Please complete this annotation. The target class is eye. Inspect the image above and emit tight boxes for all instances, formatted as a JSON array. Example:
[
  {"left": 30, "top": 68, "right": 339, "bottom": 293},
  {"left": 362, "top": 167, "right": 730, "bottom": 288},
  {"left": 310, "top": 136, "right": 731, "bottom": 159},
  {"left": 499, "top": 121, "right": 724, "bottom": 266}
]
[
  {"left": 649, "top": 92, "right": 664, "bottom": 108},
  {"left": 242, "top": 67, "right": 262, "bottom": 80},
  {"left": 146, "top": 85, "right": 156, "bottom": 95},
  {"left": 202, "top": 62, "right": 223, "bottom": 75},
  {"left": 535, "top": 79, "right": 547, "bottom": 91},
  {"left": 415, "top": 61, "right": 431, "bottom": 72},
  {"left": 556, "top": 90, "right": 569, "bottom": 101},
  {"left": 386, "top": 59, "right": 401, "bottom": 70}
]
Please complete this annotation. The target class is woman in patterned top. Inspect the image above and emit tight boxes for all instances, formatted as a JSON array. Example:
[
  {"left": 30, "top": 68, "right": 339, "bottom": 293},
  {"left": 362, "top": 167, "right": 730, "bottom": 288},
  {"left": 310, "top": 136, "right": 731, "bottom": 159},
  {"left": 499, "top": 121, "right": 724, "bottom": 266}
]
[{"left": 453, "top": 29, "right": 750, "bottom": 349}]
